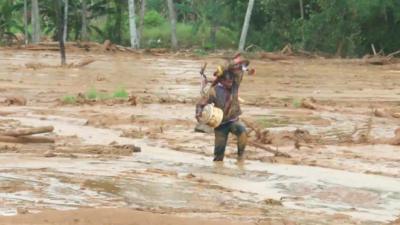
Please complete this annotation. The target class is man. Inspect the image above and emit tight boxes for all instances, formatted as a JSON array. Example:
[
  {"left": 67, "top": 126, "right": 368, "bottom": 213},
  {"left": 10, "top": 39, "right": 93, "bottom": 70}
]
[{"left": 196, "top": 62, "right": 247, "bottom": 162}]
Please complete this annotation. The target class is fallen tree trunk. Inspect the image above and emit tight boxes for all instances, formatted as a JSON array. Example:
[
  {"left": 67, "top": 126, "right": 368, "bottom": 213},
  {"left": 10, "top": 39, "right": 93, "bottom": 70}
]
[
  {"left": 0, "top": 126, "right": 54, "bottom": 137},
  {"left": 248, "top": 140, "right": 291, "bottom": 158},
  {"left": 0, "top": 135, "right": 55, "bottom": 143}
]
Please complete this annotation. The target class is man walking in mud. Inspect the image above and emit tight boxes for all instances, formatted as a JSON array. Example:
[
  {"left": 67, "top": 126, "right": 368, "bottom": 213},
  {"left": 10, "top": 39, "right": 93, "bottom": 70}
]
[{"left": 196, "top": 55, "right": 250, "bottom": 162}]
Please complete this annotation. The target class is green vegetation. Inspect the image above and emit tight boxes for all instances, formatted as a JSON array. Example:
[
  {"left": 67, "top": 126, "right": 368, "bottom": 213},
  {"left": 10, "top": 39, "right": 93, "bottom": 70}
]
[
  {"left": 292, "top": 98, "right": 301, "bottom": 108},
  {"left": 2, "top": 0, "right": 400, "bottom": 57},
  {"left": 112, "top": 87, "right": 129, "bottom": 99},
  {"left": 62, "top": 87, "right": 129, "bottom": 104},
  {"left": 62, "top": 95, "right": 77, "bottom": 104},
  {"left": 85, "top": 87, "right": 99, "bottom": 100}
]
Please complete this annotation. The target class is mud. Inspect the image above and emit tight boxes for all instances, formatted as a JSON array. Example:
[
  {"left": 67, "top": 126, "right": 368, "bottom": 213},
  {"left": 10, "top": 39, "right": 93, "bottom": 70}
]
[{"left": 0, "top": 49, "right": 400, "bottom": 224}]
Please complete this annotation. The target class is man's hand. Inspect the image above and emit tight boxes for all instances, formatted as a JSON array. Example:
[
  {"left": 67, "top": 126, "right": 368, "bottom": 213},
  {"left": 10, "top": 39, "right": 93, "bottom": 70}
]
[{"left": 195, "top": 113, "right": 202, "bottom": 123}]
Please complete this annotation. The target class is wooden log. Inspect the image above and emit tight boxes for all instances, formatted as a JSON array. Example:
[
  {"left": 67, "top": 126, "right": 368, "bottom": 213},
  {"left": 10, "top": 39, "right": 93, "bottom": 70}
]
[
  {"left": 0, "top": 126, "right": 54, "bottom": 137},
  {"left": 0, "top": 135, "right": 55, "bottom": 144},
  {"left": 73, "top": 58, "right": 95, "bottom": 68},
  {"left": 248, "top": 141, "right": 291, "bottom": 158},
  {"left": 387, "top": 50, "right": 400, "bottom": 58}
]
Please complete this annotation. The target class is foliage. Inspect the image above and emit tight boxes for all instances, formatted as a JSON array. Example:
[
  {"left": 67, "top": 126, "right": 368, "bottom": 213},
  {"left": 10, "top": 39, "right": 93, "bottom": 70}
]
[
  {"left": 112, "top": 87, "right": 129, "bottom": 99},
  {"left": 144, "top": 10, "right": 165, "bottom": 27},
  {"left": 85, "top": 87, "right": 99, "bottom": 100},
  {"left": 2, "top": 0, "right": 400, "bottom": 57},
  {"left": 62, "top": 95, "right": 77, "bottom": 104}
]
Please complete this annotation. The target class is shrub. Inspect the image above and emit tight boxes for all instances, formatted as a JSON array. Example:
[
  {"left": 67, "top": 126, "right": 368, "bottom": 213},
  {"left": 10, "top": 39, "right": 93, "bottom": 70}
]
[
  {"left": 62, "top": 95, "right": 76, "bottom": 104},
  {"left": 144, "top": 10, "right": 165, "bottom": 27},
  {"left": 85, "top": 87, "right": 98, "bottom": 100},
  {"left": 112, "top": 87, "right": 129, "bottom": 99}
]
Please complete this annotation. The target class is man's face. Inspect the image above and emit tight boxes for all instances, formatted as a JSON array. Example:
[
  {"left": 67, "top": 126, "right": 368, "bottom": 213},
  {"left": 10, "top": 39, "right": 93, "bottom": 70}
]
[{"left": 220, "top": 77, "right": 233, "bottom": 89}]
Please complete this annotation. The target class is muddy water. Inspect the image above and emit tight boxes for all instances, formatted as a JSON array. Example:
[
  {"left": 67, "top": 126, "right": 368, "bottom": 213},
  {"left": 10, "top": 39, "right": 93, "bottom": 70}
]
[
  {"left": 3, "top": 51, "right": 400, "bottom": 224},
  {"left": 0, "top": 114, "right": 400, "bottom": 224}
]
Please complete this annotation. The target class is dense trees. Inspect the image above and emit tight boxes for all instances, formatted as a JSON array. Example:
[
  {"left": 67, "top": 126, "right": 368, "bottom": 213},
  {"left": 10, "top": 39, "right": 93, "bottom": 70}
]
[{"left": 0, "top": 0, "right": 399, "bottom": 57}]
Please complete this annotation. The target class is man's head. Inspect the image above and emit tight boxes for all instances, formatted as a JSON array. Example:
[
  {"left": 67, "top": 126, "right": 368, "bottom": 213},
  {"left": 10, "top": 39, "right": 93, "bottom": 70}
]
[{"left": 220, "top": 70, "right": 233, "bottom": 89}]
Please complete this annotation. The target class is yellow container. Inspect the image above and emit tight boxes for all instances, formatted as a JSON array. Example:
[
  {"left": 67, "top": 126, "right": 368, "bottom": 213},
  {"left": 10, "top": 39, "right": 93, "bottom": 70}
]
[{"left": 200, "top": 104, "right": 223, "bottom": 128}]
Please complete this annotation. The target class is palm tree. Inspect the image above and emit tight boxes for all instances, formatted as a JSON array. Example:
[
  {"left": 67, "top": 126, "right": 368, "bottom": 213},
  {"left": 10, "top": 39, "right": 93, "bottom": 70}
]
[
  {"left": 128, "top": 0, "right": 139, "bottom": 48},
  {"left": 166, "top": 0, "right": 178, "bottom": 49},
  {"left": 32, "top": 0, "right": 40, "bottom": 43},
  {"left": 238, "top": 0, "right": 255, "bottom": 52}
]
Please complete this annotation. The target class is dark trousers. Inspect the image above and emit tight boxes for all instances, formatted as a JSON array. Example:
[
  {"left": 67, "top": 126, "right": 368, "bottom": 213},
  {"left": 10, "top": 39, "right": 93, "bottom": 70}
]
[{"left": 213, "top": 120, "right": 247, "bottom": 161}]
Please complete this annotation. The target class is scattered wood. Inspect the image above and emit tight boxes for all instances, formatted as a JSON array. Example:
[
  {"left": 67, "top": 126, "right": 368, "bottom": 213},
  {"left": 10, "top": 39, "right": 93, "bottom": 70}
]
[
  {"left": 301, "top": 97, "right": 317, "bottom": 110},
  {"left": 392, "top": 112, "right": 400, "bottom": 118},
  {"left": 259, "top": 52, "right": 293, "bottom": 61},
  {"left": 0, "top": 125, "right": 55, "bottom": 144},
  {"left": 248, "top": 140, "right": 291, "bottom": 158},
  {"left": 4, "top": 96, "right": 27, "bottom": 106},
  {"left": 371, "top": 44, "right": 377, "bottom": 56},
  {"left": 26, "top": 58, "right": 95, "bottom": 69},
  {"left": 71, "top": 58, "right": 95, "bottom": 68},
  {"left": 387, "top": 49, "right": 400, "bottom": 58},
  {"left": 103, "top": 40, "right": 112, "bottom": 51},
  {"left": 281, "top": 44, "right": 293, "bottom": 55},
  {"left": 374, "top": 109, "right": 387, "bottom": 117},
  {"left": 363, "top": 49, "right": 400, "bottom": 65},
  {"left": 0, "top": 126, "right": 54, "bottom": 137},
  {"left": 363, "top": 55, "right": 393, "bottom": 65},
  {"left": 0, "top": 135, "right": 55, "bottom": 144}
]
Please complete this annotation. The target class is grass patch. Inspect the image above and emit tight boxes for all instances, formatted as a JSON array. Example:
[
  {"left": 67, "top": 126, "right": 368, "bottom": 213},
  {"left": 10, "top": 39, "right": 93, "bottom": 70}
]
[
  {"left": 112, "top": 87, "right": 129, "bottom": 99},
  {"left": 63, "top": 87, "right": 130, "bottom": 103},
  {"left": 292, "top": 98, "right": 301, "bottom": 108},
  {"left": 85, "top": 87, "right": 99, "bottom": 100},
  {"left": 62, "top": 95, "right": 76, "bottom": 104}
]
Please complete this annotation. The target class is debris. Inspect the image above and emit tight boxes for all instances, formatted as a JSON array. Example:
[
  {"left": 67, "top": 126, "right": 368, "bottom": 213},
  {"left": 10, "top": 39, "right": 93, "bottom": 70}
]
[
  {"left": 103, "top": 40, "right": 113, "bottom": 51},
  {"left": 44, "top": 150, "right": 56, "bottom": 158},
  {"left": 16, "top": 208, "right": 29, "bottom": 215},
  {"left": 392, "top": 112, "right": 400, "bottom": 118},
  {"left": 301, "top": 97, "right": 317, "bottom": 110},
  {"left": 128, "top": 95, "right": 138, "bottom": 106},
  {"left": 263, "top": 198, "right": 283, "bottom": 206},
  {"left": 248, "top": 141, "right": 291, "bottom": 158},
  {"left": 374, "top": 109, "right": 387, "bottom": 117},
  {"left": 72, "top": 58, "right": 95, "bottom": 68},
  {"left": 0, "top": 125, "right": 54, "bottom": 144},
  {"left": 259, "top": 52, "right": 294, "bottom": 61},
  {"left": 0, "top": 135, "right": 55, "bottom": 144},
  {"left": 5, "top": 96, "right": 27, "bottom": 106},
  {"left": 0, "top": 126, "right": 54, "bottom": 137}
]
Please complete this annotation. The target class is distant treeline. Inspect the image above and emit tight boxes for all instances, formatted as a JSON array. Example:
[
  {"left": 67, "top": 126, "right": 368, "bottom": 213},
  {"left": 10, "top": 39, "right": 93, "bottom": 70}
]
[{"left": 1, "top": 0, "right": 399, "bottom": 57}]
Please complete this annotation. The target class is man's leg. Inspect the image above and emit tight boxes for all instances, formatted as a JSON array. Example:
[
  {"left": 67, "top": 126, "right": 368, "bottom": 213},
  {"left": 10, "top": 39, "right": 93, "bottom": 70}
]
[
  {"left": 230, "top": 121, "right": 247, "bottom": 159},
  {"left": 214, "top": 124, "right": 230, "bottom": 161}
]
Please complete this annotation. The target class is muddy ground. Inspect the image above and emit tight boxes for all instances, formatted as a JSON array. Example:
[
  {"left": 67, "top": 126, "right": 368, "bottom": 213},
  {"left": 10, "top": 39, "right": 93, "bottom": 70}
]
[{"left": 0, "top": 49, "right": 400, "bottom": 225}]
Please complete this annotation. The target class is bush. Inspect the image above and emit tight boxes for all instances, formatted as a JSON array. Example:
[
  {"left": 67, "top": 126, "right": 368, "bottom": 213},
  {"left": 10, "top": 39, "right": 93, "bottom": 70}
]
[
  {"left": 62, "top": 95, "right": 76, "bottom": 104},
  {"left": 144, "top": 10, "right": 165, "bottom": 27},
  {"left": 112, "top": 87, "right": 129, "bottom": 99},
  {"left": 85, "top": 87, "right": 98, "bottom": 100},
  {"left": 141, "top": 22, "right": 237, "bottom": 49}
]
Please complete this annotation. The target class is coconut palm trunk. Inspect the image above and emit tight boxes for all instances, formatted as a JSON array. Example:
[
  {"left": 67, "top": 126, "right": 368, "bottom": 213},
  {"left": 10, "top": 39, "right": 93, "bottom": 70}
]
[
  {"left": 63, "top": 0, "right": 68, "bottom": 43},
  {"left": 166, "top": 0, "right": 178, "bottom": 49},
  {"left": 128, "top": 0, "right": 139, "bottom": 48},
  {"left": 81, "top": 0, "right": 88, "bottom": 41},
  {"left": 238, "top": 0, "right": 255, "bottom": 52},
  {"left": 31, "top": 0, "right": 40, "bottom": 43},
  {"left": 24, "top": 0, "right": 28, "bottom": 45},
  {"left": 138, "top": 0, "right": 146, "bottom": 43}
]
